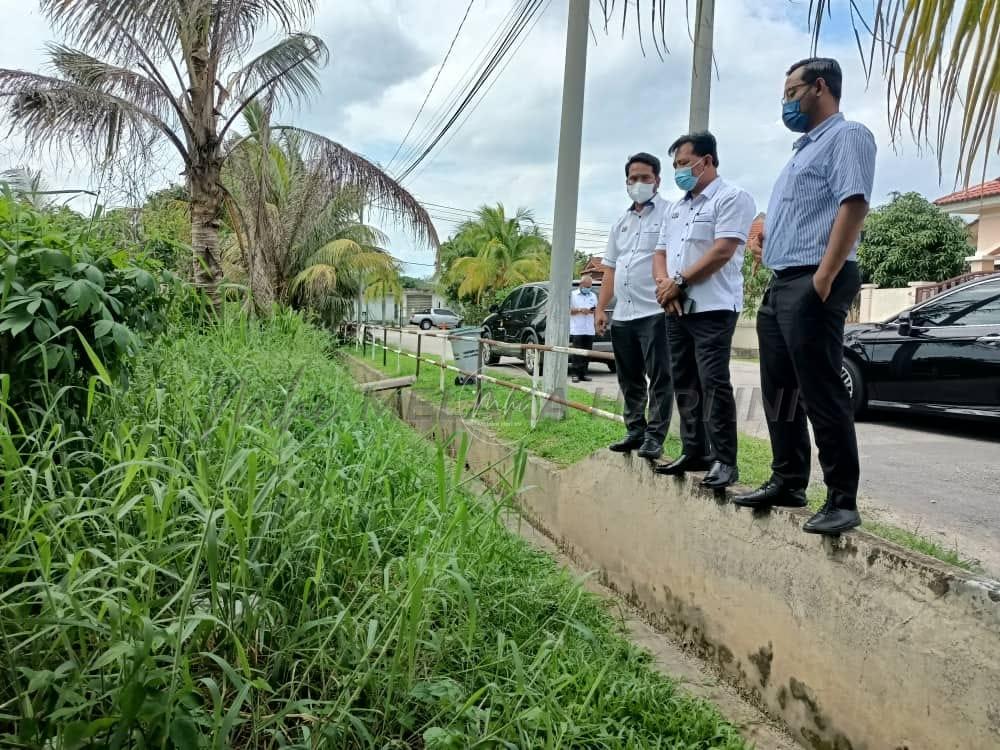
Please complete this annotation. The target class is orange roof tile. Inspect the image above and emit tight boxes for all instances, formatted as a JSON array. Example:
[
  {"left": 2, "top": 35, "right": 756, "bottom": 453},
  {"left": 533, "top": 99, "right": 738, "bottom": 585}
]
[
  {"left": 748, "top": 214, "right": 765, "bottom": 246},
  {"left": 934, "top": 178, "right": 1000, "bottom": 206}
]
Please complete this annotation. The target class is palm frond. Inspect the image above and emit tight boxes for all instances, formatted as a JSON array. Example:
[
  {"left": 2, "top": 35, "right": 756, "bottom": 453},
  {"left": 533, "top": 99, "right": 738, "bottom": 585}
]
[
  {"left": 39, "top": 0, "right": 179, "bottom": 64},
  {"left": 272, "top": 125, "right": 440, "bottom": 253},
  {"left": 46, "top": 43, "right": 177, "bottom": 121},
  {"left": 213, "top": 0, "right": 318, "bottom": 61},
  {"left": 0, "top": 167, "right": 52, "bottom": 208},
  {"left": 0, "top": 69, "right": 186, "bottom": 160},
  {"left": 225, "top": 33, "right": 328, "bottom": 111}
]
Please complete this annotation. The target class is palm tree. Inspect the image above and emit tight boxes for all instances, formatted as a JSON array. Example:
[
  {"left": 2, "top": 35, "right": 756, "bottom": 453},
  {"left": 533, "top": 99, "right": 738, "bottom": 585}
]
[
  {"left": 0, "top": 1, "right": 435, "bottom": 294},
  {"left": 367, "top": 266, "right": 404, "bottom": 325},
  {"left": 222, "top": 103, "right": 404, "bottom": 324},
  {"left": 598, "top": 1, "right": 1000, "bottom": 182},
  {"left": 445, "top": 204, "right": 551, "bottom": 303}
]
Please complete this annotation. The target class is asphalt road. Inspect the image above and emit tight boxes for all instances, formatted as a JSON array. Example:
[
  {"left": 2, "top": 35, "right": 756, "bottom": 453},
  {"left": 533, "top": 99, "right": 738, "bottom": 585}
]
[{"left": 370, "top": 327, "right": 1000, "bottom": 577}]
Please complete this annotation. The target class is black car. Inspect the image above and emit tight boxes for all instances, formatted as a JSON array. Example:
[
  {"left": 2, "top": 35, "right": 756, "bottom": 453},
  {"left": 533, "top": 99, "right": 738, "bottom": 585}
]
[
  {"left": 842, "top": 273, "right": 1000, "bottom": 420},
  {"left": 481, "top": 281, "right": 616, "bottom": 373}
]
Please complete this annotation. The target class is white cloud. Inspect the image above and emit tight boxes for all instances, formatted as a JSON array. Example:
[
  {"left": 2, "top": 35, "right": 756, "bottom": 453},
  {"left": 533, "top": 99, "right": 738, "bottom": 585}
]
[{"left": 0, "top": 0, "right": 967, "bottom": 274}]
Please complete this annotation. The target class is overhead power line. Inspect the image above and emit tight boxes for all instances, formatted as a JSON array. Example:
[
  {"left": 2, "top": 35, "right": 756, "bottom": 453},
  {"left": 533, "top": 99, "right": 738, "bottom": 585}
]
[
  {"left": 395, "top": 0, "right": 549, "bottom": 183},
  {"left": 386, "top": 0, "right": 478, "bottom": 172},
  {"left": 390, "top": 1, "right": 523, "bottom": 174}
]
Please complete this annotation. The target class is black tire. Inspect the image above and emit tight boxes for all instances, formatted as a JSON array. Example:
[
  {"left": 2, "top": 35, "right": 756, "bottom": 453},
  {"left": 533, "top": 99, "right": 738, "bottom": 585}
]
[
  {"left": 523, "top": 332, "right": 542, "bottom": 376},
  {"left": 841, "top": 357, "right": 867, "bottom": 419},
  {"left": 419, "top": 319, "right": 432, "bottom": 330},
  {"left": 481, "top": 329, "right": 501, "bottom": 365}
]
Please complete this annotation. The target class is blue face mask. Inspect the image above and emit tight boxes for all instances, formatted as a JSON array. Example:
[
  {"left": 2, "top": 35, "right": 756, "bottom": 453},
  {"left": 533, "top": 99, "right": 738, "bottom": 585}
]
[
  {"left": 674, "top": 166, "right": 699, "bottom": 193},
  {"left": 782, "top": 99, "right": 809, "bottom": 133},
  {"left": 580, "top": 287, "right": 593, "bottom": 295}
]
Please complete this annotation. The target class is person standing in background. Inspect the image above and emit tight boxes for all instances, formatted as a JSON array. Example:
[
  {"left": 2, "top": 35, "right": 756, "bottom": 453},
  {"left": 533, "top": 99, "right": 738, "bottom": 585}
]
[
  {"left": 569, "top": 274, "right": 597, "bottom": 383},
  {"left": 734, "top": 57, "right": 875, "bottom": 536},
  {"left": 596, "top": 152, "right": 673, "bottom": 460}
]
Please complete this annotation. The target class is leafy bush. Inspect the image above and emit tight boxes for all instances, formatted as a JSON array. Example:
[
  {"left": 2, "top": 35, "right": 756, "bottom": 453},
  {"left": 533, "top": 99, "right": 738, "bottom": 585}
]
[
  {"left": 0, "top": 310, "right": 747, "bottom": 748},
  {"left": 0, "top": 192, "right": 183, "bottom": 415},
  {"left": 858, "top": 191, "right": 972, "bottom": 287}
]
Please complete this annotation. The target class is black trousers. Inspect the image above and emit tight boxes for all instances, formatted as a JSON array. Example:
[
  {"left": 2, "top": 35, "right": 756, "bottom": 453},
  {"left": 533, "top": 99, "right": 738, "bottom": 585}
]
[
  {"left": 611, "top": 313, "right": 673, "bottom": 443},
  {"left": 757, "top": 262, "right": 862, "bottom": 503},
  {"left": 569, "top": 334, "right": 594, "bottom": 376},
  {"left": 666, "top": 310, "right": 739, "bottom": 465}
]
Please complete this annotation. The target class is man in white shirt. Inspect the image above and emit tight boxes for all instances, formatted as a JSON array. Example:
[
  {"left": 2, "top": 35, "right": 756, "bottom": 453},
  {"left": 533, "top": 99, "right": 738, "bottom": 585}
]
[
  {"left": 569, "top": 274, "right": 598, "bottom": 382},
  {"left": 596, "top": 152, "right": 674, "bottom": 460},
  {"left": 652, "top": 132, "right": 756, "bottom": 489}
]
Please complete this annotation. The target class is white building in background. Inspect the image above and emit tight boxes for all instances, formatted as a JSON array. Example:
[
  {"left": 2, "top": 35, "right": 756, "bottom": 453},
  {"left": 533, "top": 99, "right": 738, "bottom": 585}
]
[{"left": 357, "top": 289, "right": 447, "bottom": 325}]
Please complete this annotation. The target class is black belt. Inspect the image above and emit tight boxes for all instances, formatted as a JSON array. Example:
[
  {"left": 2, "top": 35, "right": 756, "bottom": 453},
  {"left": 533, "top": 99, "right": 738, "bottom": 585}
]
[
  {"left": 773, "top": 265, "right": 819, "bottom": 279},
  {"left": 772, "top": 260, "right": 856, "bottom": 279}
]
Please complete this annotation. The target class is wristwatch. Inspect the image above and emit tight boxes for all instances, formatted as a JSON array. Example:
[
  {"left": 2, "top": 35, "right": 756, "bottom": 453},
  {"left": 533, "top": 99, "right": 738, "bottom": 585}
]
[{"left": 673, "top": 271, "right": 689, "bottom": 292}]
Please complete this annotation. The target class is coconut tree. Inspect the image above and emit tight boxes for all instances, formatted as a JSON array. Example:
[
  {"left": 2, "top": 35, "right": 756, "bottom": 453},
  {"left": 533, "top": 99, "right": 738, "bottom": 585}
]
[
  {"left": 445, "top": 204, "right": 551, "bottom": 303},
  {"left": 0, "top": 0, "right": 435, "bottom": 294},
  {"left": 222, "top": 102, "right": 404, "bottom": 324},
  {"left": 366, "top": 266, "right": 404, "bottom": 325},
  {"left": 599, "top": 0, "right": 1000, "bottom": 181}
]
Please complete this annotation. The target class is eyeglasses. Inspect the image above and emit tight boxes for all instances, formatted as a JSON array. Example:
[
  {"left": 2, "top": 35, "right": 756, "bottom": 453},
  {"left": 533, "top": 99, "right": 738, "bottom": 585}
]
[{"left": 782, "top": 81, "right": 810, "bottom": 104}]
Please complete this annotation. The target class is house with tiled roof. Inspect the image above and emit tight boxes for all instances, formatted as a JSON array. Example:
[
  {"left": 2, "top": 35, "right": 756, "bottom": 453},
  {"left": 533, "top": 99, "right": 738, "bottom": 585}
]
[
  {"left": 933, "top": 178, "right": 1000, "bottom": 273},
  {"left": 580, "top": 254, "right": 606, "bottom": 282}
]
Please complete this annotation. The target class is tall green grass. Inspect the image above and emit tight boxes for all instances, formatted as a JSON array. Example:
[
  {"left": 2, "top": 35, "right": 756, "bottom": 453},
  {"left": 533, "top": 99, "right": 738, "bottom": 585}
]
[{"left": 1, "top": 310, "right": 747, "bottom": 748}]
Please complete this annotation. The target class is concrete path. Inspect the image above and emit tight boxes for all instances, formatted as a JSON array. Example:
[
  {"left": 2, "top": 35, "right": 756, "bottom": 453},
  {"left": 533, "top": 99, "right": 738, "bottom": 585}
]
[{"left": 366, "top": 327, "right": 1000, "bottom": 576}]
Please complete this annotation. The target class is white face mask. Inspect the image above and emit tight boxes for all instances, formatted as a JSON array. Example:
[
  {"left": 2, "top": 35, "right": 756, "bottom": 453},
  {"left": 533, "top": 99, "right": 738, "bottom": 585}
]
[{"left": 627, "top": 181, "right": 655, "bottom": 204}]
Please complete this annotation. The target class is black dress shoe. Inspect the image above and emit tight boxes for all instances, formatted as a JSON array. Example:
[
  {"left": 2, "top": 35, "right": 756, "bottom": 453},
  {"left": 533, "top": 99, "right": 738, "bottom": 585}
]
[
  {"left": 579, "top": 375, "right": 592, "bottom": 382},
  {"left": 732, "top": 479, "right": 807, "bottom": 508},
  {"left": 571, "top": 375, "right": 581, "bottom": 383},
  {"left": 609, "top": 434, "right": 645, "bottom": 452},
  {"left": 655, "top": 454, "right": 713, "bottom": 476},
  {"left": 636, "top": 437, "right": 663, "bottom": 460},
  {"left": 803, "top": 492, "right": 861, "bottom": 535},
  {"left": 700, "top": 461, "right": 739, "bottom": 489}
]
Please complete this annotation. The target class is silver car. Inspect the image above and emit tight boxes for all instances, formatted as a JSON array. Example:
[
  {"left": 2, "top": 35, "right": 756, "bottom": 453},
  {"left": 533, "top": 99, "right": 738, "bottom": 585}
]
[{"left": 409, "top": 307, "right": 462, "bottom": 330}]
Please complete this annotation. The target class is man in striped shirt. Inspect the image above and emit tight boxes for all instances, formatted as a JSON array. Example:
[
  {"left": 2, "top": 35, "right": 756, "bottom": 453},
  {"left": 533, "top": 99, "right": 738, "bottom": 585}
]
[{"left": 734, "top": 57, "right": 875, "bottom": 536}]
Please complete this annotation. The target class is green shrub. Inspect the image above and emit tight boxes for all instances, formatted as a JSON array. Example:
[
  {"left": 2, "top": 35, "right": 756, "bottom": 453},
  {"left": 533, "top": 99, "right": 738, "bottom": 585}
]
[{"left": 0, "top": 192, "right": 184, "bottom": 417}]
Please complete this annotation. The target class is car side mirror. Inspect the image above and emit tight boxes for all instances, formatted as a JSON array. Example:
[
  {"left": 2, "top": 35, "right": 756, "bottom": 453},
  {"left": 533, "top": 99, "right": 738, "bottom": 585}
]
[
  {"left": 897, "top": 312, "right": 912, "bottom": 337},
  {"left": 489, "top": 304, "right": 499, "bottom": 313}
]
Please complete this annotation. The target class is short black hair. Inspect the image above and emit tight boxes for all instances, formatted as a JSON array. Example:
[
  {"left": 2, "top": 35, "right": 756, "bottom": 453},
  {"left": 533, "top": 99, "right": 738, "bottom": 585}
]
[
  {"left": 668, "top": 131, "right": 719, "bottom": 167},
  {"left": 786, "top": 57, "right": 843, "bottom": 100},
  {"left": 625, "top": 152, "right": 661, "bottom": 177}
]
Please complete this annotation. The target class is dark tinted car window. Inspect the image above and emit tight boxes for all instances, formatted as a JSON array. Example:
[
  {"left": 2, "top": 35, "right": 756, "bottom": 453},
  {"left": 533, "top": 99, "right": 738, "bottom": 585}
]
[
  {"left": 532, "top": 288, "right": 547, "bottom": 307},
  {"left": 437, "top": 309, "right": 456, "bottom": 316},
  {"left": 499, "top": 289, "right": 523, "bottom": 312},
  {"left": 518, "top": 288, "right": 538, "bottom": 308},
  {"left": 916, "top": 280, "right": 1000, "bottom": 327}
]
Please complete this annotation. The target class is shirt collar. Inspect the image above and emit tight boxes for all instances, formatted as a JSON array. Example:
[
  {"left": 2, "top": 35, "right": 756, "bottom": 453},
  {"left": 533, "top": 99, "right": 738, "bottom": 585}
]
[
  {"left": 793, "top": 112, "right": 844, "bottom": 150},
  {"left": 683, "top": 176, "right": 723, "bottom": 203}
]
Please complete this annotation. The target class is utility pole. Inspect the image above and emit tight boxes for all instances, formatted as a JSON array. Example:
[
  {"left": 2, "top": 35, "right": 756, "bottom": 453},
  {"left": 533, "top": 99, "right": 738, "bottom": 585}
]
[
  {"left": 541, "top": 0, "right": 589, "bottom": 419},
  {"left": 689, "top": 0, "right": 715, "bottom": 131}
]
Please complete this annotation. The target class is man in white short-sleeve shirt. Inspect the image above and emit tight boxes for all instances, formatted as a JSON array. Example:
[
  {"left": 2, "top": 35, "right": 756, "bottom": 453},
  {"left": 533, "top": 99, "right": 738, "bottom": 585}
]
[
  {"left": 568, "top": 274, "right": 598, "bottom": 382},
  {"left": 652, "top": 132, "right": 756, "bottom": 490},
  {"left": 595, "top": 152, "right": 674, "bottom": 460}
]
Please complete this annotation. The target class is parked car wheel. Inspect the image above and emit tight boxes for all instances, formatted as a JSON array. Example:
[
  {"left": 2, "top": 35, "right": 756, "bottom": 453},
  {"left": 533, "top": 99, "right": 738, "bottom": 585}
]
[
  {"left": 481, "top": 329, "right": 501, "bottom": 365},
  {"left": 841, "top": 357, "right": 867, "bottom": 418},
  {"left": 523, "top": 332, "right": 542, "bottom": 376},
  {"left": 419, "top": 319, "right": 432, "bottom": 330}
]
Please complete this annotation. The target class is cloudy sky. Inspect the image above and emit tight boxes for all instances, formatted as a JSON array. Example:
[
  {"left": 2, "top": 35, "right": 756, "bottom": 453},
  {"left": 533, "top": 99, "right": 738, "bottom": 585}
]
[{"left": 0, "top": 0, "right": 970, "bottom": 276}]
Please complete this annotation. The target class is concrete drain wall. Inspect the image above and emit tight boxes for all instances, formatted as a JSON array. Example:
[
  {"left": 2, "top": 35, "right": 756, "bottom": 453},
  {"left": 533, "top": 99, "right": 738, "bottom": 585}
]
[{"left": 348, "top": 359, "right": 1000, "bottom": 750}]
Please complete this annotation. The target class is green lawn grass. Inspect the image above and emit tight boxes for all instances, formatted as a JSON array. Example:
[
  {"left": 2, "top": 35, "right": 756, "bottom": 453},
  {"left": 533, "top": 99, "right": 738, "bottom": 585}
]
[
  {"left": 355, "top": 344, "right": 977, "bottom": 573},
  {"left": 1, "top": 311, "right": 749, "bottom": 748}
]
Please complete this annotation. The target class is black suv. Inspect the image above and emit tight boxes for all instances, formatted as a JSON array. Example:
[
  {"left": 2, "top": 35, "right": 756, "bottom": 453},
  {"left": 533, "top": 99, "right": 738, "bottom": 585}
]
[{"left": 480, "top": 281, "right": 616, "bottom": 373}]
